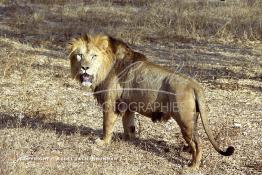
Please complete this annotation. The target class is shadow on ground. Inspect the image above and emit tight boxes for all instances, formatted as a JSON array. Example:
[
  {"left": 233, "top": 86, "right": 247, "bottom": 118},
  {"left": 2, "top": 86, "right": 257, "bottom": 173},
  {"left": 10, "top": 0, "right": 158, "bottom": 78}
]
[{"left": 0, "top": 113, "right": 188, "bottom": 167}]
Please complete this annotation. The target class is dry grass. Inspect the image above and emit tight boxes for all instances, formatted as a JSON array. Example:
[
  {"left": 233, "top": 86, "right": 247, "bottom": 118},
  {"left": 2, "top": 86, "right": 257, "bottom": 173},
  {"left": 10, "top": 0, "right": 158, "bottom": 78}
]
[{"left": 0, "top": 0, "right": 262, "bottom": 174}]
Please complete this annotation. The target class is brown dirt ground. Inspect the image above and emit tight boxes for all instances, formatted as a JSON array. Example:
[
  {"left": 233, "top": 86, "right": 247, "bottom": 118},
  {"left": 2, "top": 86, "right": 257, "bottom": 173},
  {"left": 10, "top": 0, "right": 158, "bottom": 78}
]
[{"left": 0, "top": 1, "right": 262, "bottom": 175}]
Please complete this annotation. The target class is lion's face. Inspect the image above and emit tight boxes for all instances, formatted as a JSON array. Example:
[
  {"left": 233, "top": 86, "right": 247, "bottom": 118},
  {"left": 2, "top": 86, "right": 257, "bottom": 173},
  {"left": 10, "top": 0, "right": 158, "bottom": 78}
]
[
  {"left": 70, "top": 45, "right": 104, "bottom": 87},
  {"left": 68, "top": 35, "right": 114, "bottom": 88}
]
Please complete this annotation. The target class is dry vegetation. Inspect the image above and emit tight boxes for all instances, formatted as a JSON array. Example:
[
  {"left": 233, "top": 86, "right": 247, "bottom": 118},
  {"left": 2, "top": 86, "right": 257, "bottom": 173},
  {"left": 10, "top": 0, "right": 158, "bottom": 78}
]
[{"left": 0, "top": 0, "right": 261, "bottom": 174}]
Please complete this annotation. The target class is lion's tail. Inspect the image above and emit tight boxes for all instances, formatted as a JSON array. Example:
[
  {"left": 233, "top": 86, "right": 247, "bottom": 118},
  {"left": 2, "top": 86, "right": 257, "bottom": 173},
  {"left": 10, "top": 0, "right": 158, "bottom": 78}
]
[{"left": 194, "top": 88, "right": 234, "bottom": 156}]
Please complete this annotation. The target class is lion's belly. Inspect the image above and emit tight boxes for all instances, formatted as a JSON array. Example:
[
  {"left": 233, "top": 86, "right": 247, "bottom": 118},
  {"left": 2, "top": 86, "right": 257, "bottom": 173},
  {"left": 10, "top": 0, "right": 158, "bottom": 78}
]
[
  {"left": 136, "top": 110, "right": 174, "bottom": 123},
  {"left": 121, "top": 81, "right": 179, "bottom": 115}
]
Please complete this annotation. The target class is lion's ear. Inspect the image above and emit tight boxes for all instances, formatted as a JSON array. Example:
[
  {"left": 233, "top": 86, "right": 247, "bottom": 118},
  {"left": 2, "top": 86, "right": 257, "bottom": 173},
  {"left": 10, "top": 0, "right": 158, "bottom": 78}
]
[{"left": 97, "top": 36, "right": 109, "bottom": 50}]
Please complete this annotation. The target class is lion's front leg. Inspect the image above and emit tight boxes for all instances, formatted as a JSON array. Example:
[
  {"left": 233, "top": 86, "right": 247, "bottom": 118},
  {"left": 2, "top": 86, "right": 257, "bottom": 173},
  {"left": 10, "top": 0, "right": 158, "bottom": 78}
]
[{"left": 96, "top": 108, "right": 117, "bottom": 146}]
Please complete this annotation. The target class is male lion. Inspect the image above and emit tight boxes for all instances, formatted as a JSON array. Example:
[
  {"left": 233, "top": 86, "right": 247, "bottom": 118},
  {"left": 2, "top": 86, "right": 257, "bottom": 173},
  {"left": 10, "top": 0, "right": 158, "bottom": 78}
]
[{"left": 67, "top": 34, "right": 234, "bottom": 169}]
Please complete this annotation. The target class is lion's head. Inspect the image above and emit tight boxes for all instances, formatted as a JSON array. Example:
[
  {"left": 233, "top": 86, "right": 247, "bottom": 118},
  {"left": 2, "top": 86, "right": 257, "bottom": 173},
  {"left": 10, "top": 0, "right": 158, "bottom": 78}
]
[{"left": 67, "top": 34, "right": 115, "bottom": 88}]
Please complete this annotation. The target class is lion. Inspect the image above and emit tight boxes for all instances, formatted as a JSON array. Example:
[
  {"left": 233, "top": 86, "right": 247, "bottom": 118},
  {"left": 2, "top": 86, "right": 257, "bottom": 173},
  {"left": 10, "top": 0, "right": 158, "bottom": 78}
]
[{"left": 67, "top": 34, "right": 234, "bottom": 169}]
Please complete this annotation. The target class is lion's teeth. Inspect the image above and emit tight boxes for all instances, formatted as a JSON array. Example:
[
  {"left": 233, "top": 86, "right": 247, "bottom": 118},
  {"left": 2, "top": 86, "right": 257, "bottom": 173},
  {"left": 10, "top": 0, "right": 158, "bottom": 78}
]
[{"left": 82, "top": 81, "right": 92, "bottom": 87}]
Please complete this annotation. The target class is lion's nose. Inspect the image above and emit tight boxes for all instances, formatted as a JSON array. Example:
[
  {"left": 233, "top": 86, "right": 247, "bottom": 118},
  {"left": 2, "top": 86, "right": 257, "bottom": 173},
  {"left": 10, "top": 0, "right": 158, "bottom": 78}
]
[{"left": 81, "top": 66, "right": 89, "bottom": 70}]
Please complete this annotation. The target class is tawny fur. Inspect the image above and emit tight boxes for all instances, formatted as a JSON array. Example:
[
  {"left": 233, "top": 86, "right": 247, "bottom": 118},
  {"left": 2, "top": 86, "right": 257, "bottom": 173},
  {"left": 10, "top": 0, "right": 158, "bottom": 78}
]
[{"left": 68, "top": 34, "right": 234, "bottom": 170}]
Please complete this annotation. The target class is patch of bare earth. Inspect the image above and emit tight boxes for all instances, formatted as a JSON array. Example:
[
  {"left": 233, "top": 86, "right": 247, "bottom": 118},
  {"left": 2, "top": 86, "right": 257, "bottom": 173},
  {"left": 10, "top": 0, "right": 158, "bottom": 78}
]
[{"left": 0, "top": 1, "right": 262, "bottom": 175}]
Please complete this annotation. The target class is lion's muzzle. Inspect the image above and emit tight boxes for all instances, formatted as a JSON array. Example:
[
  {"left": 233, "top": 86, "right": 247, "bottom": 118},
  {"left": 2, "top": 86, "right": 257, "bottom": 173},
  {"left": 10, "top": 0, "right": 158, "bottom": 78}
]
[{"left": 80, "top": 73, "right": 94, "bottom": 87}]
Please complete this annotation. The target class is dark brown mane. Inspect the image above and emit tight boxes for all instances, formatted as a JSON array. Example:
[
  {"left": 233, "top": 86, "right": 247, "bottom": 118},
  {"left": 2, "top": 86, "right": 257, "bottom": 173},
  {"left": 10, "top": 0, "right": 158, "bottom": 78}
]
[{"left": 108, "top": 36, "right": 129, "bottom": 54}]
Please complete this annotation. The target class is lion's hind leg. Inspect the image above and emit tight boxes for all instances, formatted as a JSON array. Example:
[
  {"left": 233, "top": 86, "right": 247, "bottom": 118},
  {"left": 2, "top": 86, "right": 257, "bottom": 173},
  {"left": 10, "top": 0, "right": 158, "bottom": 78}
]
[
  {"left": 192, "top": 112, "right": 202, "bottom": 169},
  {"left": 122, "top": 111, "right": 136, "bottom": 140},
  {"left": 173, "top": 111, "right": 202, "bottom": 170}
]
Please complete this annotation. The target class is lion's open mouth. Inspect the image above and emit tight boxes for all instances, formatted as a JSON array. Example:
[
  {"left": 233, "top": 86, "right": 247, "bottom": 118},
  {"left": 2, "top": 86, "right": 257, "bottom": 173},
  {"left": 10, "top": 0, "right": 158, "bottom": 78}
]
[{"left": 80, "top": 73, "right": 94, "bottom": 87}]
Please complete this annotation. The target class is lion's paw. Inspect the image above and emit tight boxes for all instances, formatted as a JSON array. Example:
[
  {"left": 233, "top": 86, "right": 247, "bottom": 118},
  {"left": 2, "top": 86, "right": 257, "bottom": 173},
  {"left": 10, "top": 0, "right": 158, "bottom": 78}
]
[
  {"left": 95, "top": 138, "right": 109, "bottom": 147},
  {"left": 180, "top": 164, "right": 199, "bottom": 174}
]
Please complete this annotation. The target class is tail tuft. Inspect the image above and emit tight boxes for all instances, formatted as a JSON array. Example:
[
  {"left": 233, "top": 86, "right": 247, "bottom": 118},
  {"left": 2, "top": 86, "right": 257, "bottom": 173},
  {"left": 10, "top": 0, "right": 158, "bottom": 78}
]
[{"left": 221, "top": 146, "right": 234, "bottom": 156}]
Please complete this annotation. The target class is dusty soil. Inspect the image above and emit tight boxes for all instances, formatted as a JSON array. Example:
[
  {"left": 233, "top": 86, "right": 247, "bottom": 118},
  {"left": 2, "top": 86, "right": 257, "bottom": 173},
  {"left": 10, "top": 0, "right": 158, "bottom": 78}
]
[{"left": 0, "top": 1, "right": 261, "bottom": 175}]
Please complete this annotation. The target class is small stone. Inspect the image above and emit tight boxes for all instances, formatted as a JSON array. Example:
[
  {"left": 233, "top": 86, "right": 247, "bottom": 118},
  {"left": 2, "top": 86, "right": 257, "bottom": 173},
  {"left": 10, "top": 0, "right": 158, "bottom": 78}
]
[{"left": 234, "top": 123, "right": 241, "bottom": 128}]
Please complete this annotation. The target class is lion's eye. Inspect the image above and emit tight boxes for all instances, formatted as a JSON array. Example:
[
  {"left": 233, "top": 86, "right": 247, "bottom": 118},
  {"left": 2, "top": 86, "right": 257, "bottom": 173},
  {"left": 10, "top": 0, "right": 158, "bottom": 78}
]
[
  {"left": 91, "top": 54, "right": 97, "bottom": 60},
  {"left": 76, "top": 54, "right": 82, "bottom": 62}
]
